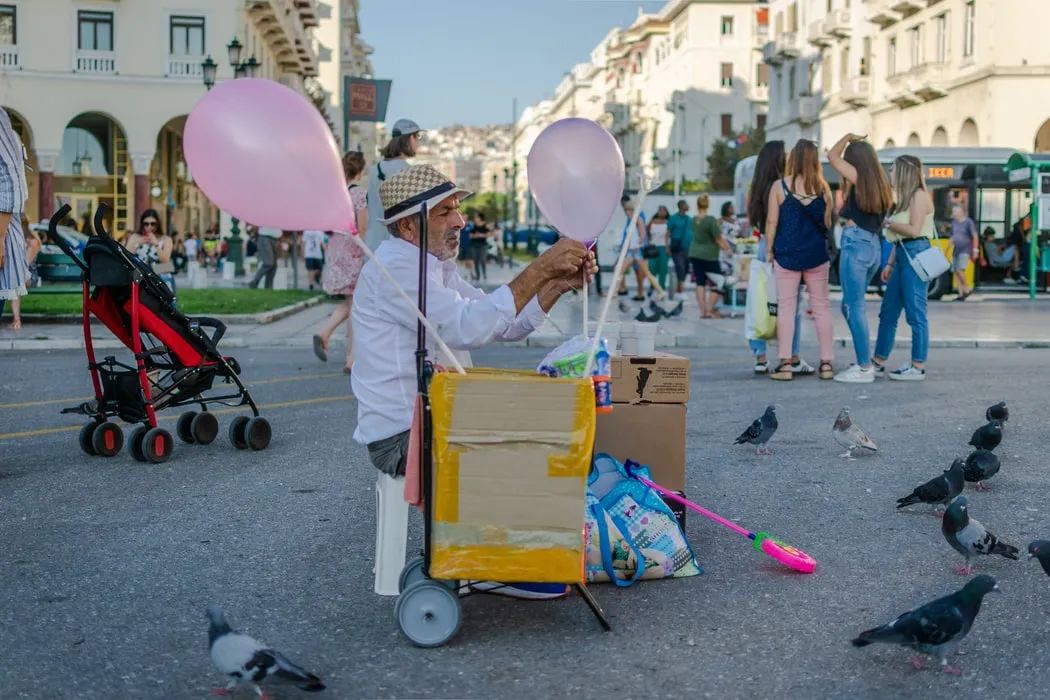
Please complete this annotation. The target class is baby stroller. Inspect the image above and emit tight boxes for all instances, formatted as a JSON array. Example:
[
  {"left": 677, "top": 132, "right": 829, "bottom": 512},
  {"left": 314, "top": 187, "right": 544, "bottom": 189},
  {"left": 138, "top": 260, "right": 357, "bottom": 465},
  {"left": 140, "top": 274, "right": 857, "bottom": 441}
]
[{"left": 48, "top": 204, "right": 271, "bottom": 464}]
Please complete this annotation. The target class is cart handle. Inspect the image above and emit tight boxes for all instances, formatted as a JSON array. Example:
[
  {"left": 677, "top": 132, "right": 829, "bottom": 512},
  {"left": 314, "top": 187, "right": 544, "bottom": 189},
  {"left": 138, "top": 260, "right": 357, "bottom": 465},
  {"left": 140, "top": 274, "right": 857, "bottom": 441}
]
[
  {"left": 47, "top": 204, "right": 89, "bottom": 273},
  {"left": 94, "top": 203, "right": 113, "bottom": 239}
]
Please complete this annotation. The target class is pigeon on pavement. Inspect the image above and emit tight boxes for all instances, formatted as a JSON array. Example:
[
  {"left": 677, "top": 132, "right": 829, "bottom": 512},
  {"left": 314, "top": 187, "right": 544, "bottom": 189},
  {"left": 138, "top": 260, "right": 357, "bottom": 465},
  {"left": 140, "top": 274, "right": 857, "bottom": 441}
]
[
  {"left": 832, "top": 407, "right": 878, "bottom": 459},
  {"left": 634, "top": 308, "right": 660, "bottom": 323},
  {"left": 896, "top": 459, "right": 965, "bottom": 514},
  {"left": 207, "top": 605, "right": 324, "bottom": 699},
  {"left": 1027, "top": 541, "right": 1050, "bottom": 577},
  {"left": 650, "top": 299, "right": 684, "bottom": 318},
  {"left": 968, "top": 421, "right": 1003, "bottom": 451},
  {"left": 985, "top": 401, "right": 1008, "bottom": 423},
  {"left": 963, "top": 450, "right": 1000, "bottom": 491},
  {"left": 734, "top": 405, "right": 778, "bottom": 455},
  {"left": 942, "top": 496, "right": 1019, "bottom": 575},
  {"left": 851, "top": 574, "right": 1000, "bottom": 675}
]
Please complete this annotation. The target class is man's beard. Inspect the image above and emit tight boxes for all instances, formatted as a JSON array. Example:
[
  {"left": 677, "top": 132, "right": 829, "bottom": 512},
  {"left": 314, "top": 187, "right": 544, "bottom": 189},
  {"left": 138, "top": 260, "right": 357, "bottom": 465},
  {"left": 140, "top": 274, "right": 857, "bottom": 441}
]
[{"left": 434, "top": 229, "right": 460, "bottom": 261}]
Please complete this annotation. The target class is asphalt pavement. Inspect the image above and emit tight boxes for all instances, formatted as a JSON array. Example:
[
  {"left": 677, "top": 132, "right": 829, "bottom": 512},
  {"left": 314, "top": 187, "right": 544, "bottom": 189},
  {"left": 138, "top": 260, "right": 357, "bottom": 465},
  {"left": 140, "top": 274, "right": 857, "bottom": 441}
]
[{"left": 2, "top": 344, "right": 1050, "bottom": 699}]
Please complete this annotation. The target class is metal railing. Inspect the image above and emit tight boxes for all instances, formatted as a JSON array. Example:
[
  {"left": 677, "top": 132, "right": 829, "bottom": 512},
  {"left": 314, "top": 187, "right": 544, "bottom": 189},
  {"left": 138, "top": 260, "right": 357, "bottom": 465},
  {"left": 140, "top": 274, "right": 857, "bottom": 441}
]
[
  {"left": 75, "top": 50, "right": 116, "bottom": 74},
  {"left": 167, "top": 56, "right": 203, "bottom": 78},
  {"left": 0, "top": 45, "right": 18, "bottom": 69}
]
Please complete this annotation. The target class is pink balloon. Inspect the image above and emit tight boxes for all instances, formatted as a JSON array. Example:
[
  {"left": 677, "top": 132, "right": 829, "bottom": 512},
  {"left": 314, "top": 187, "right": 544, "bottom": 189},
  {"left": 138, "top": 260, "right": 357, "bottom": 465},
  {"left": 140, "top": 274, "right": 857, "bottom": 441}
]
[
  {"left": 527, "top": 118, "right": 625, "bottom": 242},
  {"left": 184, "top": 79, "right": 356, "bottom": 233}
]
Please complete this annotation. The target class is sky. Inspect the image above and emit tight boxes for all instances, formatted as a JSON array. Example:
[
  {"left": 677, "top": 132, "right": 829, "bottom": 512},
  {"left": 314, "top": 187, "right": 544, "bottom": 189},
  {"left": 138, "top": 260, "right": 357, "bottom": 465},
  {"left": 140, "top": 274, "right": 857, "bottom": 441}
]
[{"left": 359, "top": 0, "right": 667, "bottom": 128}]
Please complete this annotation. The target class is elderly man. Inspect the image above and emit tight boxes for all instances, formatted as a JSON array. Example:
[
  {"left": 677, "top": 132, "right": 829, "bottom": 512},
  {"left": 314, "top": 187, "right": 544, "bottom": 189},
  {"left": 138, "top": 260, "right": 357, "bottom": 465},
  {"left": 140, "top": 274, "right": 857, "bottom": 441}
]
[{"left": 352, "top": 164, "right": 595, "bottom": 596}]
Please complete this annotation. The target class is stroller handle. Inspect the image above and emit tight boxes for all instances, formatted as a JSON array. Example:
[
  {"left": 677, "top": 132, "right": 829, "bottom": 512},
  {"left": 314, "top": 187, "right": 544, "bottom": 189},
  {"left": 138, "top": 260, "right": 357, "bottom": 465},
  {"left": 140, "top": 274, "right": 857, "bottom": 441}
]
[
  {"left": 47, "top": 204, "right": 89, "bottom": 273},
  {"left": 94, "top": 203, "right": 113, "bottom": 239}
]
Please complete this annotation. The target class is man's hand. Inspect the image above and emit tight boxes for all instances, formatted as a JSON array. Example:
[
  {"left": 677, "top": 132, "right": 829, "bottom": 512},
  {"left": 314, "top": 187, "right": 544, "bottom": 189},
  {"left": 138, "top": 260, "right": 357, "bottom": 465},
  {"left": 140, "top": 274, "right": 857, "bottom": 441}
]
[
  {"left": 536, "top": 250, "right": 597, "bottom": 312},
  {"left": 535, "top": 238, "right": 589, "bottom": 281}
]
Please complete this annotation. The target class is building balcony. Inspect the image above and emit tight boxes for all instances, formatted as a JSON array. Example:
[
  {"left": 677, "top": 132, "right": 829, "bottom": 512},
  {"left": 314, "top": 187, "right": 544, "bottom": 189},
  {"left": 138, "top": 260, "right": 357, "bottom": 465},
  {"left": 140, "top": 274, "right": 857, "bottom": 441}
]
[
  {"left": 74, "top": 50, "right": 116, "bottom": 74},
  {"left": 808, "top": 20, "right": 832, "bottom": 48},
  {"left": 294, "top": 0, "right": 319, "bottom": 28},
  {"left": 890, "top": 0, "right": 923, "bottom": 17},
  {"left": 166, "top": 56, "right": 203, "bottom": 79},
  {"left": 750, "top": 84, "right": 770, "bottom": 103},
  {"left": 908, "top": 61, "right": 949, "bottom": 100},
  {"left": 604, "top": 102, "right": 630, "bottom": 134},
  {"left": 798, "top": 95, "right": 820, "bottom": 124},
  {"left": 867, "top": 0, "right": 900, "bottom": 27},
  {"left": 0, "top": 45, "right": 18, "bottom": 69},
  {"left": 841, "top": 75, "right": 872, "bottom": 106},
  {"left": 777, "top": 31, "right": 801, "bottom": 59},
  {"left": 887, "top": 77, "right": 922, "bottom": 107},
  {"left": 762, "top": 41, "right": 782, "bottom": 65},
  {"left": 824, "top": 8, "right": 852, "bottom": 38}
]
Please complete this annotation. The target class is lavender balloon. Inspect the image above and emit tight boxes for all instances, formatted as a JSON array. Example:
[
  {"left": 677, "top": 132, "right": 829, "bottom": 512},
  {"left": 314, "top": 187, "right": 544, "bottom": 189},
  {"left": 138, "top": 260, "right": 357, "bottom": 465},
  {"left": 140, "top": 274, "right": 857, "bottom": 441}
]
[
  {"left": 184, "top": 79, "right": 356, "bottom": 233},
  {"left": 526, "top": 118, "right": 625, "bottom": 242}
]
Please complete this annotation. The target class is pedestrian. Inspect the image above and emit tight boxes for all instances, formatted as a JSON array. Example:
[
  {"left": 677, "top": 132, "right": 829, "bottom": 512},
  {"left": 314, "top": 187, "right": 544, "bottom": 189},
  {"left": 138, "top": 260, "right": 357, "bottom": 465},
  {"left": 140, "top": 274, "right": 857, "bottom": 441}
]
[
  {"left": 647, "top": 205, "right": 671, "bottom": 290},
  {"left": 618, "top": 197, "right": 664, "bottom": 300},
  {"left": 745, "top": 140, "right": 812, "bottom": 375},
  {"left": 689, "top": 194, "right": 731, "bottom": 318},
  {"left": 245, "top": 228, "right": 258, "bottom": 259},
  {"left": 313, "top": 151, "right": 369, "bottom": 373},
  {"left": 667, "top": 199, "right": 692, "bottom": 298},
  {"left": 872, "top": 154, "right": 936, "bottom": 381},
  {"left": 171, "top": 232, "right": 188, "bottom": 274},
  {"left": 1004, "top": 213, "right": 1031, "bottom": 285},
  {"left": 469, "top": 211, "right": 490, "bottom": 282},
  {"left": 827, "top": 133, "right": 894, "bottom": 383},
  {"left": 127, "top": 209, "right": 176, "bottom": 294},
  {"left": 8, "top": 215, "right": 38, "bottom": 329},
  {"left": 0, "top": 107, "right": 29, "bottom": 324},
  {"left": 249, "top": 226, "right": 282, "bottom": 289},
  {"left": 949, "top": 204, "right": 978, "bottom": 300},
  {"left": 365, "top": 118, "right": 421, "bottom": 253},
  {"left": 302, "top": 228, "right": 326, "bottom": 290},
  {"left": 183, "top": 231, "right": 200, "bottom": 266},
  {"left": 765, "top": 139, "right": 835, "bottom": 381},
  {"left": 352, "top": 163, "right": 595, "bottom": 598}
]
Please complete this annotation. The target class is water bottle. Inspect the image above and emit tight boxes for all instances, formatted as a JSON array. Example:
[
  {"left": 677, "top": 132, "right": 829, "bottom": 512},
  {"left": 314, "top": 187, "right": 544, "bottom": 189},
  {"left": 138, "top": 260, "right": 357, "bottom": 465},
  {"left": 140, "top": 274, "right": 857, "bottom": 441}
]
[{"left": 592, "top": 340, "right": 613, "bottom": 414}]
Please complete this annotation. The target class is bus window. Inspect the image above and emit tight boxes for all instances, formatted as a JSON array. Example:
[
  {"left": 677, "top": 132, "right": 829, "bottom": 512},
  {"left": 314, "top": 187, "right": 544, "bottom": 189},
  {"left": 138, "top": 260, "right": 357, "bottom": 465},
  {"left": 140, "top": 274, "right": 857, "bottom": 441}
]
[
  {"left": 978, "top": 188, "right": 1006, "bottom": 239},
  {"left": 1009, "top": 189, "right": 1032, "bottom": 230}
]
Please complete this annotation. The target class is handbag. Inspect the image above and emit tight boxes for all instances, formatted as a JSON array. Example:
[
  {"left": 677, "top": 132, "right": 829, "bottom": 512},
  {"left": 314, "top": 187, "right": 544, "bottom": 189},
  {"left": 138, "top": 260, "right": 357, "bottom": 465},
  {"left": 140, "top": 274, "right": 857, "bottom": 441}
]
[
  {"left": 641, "top": 244, "right": 660, "bottom": 259},
  {"left": 745, "top": 260, "right": 776, "bottom": 341},
  {"left": 899, "top": 240, "right": 950, "bottom": 282}
]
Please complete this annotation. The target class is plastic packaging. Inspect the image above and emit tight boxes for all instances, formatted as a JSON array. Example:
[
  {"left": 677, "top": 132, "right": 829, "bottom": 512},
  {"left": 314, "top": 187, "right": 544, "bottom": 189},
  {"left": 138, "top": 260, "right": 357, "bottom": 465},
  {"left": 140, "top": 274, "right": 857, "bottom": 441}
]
[{"left": 538, "top": 336, "right": 613, "bottom": 414}]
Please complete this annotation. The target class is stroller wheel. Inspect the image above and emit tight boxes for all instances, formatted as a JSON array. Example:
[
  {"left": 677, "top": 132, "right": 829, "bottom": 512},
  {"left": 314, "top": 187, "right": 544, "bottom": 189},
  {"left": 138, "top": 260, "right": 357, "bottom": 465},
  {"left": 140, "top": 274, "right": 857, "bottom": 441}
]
[
  {"left": 91, "top": 422, "right": 124, "bottom": 457},
  {"left": 129, "top": 426, "right": 149, "bottom": 462},
  {"left": 191, "top": 412, "right": 219, "bottom": 445},
  {"left": 79, "top": 422, "right": 100, "bottom": 456},
  {"left": 395, "top": 580, "right": 462, "bottom": 648},
  {"left": 143, "top": 428, "right": 174, "bottom": 464},
  {"left": 228, "top": 416, "right": 250, "bottom": 450},
  {"left": 245, "top": 417, "right": 272, "bottom": 451},
  {"left": 177, "top": 411, "right": 198, "bottom": 444}
]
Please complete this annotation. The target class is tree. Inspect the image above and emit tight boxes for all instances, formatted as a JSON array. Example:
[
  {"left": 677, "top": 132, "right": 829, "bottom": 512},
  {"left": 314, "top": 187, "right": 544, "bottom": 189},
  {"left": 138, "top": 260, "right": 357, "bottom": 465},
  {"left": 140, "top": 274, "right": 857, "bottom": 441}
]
[
  {"left": 706, "top": 128, "right": 766, "bottom": 191},
  {"left": 463, "top": 192, "right": 509, "bottom": 224}
]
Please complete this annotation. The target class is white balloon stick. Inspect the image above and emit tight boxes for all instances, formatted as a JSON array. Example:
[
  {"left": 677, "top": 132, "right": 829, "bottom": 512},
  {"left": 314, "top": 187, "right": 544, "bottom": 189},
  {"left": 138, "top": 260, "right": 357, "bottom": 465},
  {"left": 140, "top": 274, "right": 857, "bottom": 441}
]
[{"left": 582, "top": 265, "right": 589, "bottom": 339}]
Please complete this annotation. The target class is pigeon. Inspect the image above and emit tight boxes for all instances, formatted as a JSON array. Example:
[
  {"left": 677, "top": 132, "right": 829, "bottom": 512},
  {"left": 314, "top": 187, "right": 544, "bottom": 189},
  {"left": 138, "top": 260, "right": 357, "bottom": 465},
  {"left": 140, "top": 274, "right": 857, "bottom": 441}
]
[
  {"left": 207, "top": 605, "right": 324, "bottom": 699},
  {"left": 985, "top": 401, "right": 1008, "bottom": 423},
  {"left": 649, "top": 299, "right": 684, "bottom": 318},
  {"left": 734, "top": 405, "right": 778, "bottom": 455},
  {"left": 832, "top": 407, "right": 878, "bottom": 459},
  {"left": 851, "top": 574, "right": 1000, "bottom": 675},
  {"left": 963, "top": 450, "right": 1000, "bottom": 491},
  {"left": 968, "top": 421, "right": 1003, "bottom": 451},
  {"left": 1027, "top": 540, "right": 1050, "bottom": 577},
  {"left": 634, "top": 308, "right": 660, "bottom": 323},
  {"left": 896, "top": 459, "right": 965, "bottom": 514},
  {"left": 941, "top": 495, "right": 1019, "bottom": 575}
]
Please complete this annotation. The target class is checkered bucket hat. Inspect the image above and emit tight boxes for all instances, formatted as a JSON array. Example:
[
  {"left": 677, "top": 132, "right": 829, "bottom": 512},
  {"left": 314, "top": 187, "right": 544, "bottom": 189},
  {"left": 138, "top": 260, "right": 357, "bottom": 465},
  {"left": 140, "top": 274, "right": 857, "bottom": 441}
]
[{"left": 378, "top": 164, "right": 473, "bottom": 225}]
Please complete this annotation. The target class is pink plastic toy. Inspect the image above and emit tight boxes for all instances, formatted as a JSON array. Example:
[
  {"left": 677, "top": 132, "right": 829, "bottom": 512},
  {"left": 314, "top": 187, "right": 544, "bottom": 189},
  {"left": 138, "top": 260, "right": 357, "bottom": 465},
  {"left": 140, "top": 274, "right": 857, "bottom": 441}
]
[{"left": 635, "top": 474, "right": 817, "bottom": 574}]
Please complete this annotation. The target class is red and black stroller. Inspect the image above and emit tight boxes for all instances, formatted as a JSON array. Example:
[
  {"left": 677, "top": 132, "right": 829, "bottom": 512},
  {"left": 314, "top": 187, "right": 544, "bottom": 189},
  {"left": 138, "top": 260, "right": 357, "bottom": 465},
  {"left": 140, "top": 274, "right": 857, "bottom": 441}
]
[{"left": 48, "top": 204, "right": 271, "bottom": 464}]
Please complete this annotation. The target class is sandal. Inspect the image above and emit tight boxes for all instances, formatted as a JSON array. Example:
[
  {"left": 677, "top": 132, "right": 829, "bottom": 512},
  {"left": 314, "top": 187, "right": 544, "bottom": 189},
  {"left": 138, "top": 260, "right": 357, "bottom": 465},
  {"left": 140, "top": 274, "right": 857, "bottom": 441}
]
[
  {"left": 770, "top": 361, "right": 794, "bottom": 381},
  {"left": 312, "top": 334, "right": 328, "bottom": 362},
  {"left": 818, "top": 361, "right": 834, "bottom": 380}
]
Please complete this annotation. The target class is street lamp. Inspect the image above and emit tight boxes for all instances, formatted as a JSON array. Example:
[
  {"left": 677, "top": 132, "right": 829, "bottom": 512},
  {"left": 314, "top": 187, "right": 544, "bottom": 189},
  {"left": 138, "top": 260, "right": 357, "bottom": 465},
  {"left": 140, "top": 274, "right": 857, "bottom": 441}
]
[
  {"left": 201, "top": 56, "right": 217, "bottom": 89},
  {"left": 226, "top": 38, "right": 243, "bottom": 68},
  {"left": 244, "top": 55, "right": 260, "bottom": 78}
]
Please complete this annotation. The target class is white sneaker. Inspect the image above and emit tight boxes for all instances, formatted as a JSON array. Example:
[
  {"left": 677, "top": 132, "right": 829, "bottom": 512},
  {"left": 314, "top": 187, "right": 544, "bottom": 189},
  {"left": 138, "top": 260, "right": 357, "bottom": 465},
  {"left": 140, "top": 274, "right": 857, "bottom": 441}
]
[
  {"left": 833, "top": 364, "right": 875, "bottom": 384},
  {"left": 753, "top": 361, "right": 768, "bottom": 374},
  {"left": 791, "top": 358, "right": 816, "bottom": 376},
  {"left": 889, "top": 365, "right": 926, "bottom": 381}
]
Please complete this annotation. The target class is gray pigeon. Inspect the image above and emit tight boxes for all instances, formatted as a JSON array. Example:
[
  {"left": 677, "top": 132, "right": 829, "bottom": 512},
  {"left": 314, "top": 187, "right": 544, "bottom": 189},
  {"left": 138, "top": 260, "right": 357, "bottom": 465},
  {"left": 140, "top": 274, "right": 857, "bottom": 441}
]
[
  {"left": 1028, "top": 540, "right": 1050, "bottom": 577},
  {"left": 896, "top": 459, "right": 965, "bottom": 514},
  {"left": 734, "top": 405, "right": 778, "bottom": 455},
  {"left": 985, "top": 401, "right": 1008, "bottom": 423},
  {"left": 941, "top": 496, "right": 1019, "bottom": 575},
  {"left": 206, "top": 605, "right": 324, "bottom": 699},
  {"left": 968, "top": 421, "right": 1003, "bottom": 451},
  {"left": 832, "top": 407, "right": 877, "bottom": 458},
  {"left": 851, "top": 575, "right": 999, "bottom": 675},
  {"left": 963, "top": 450, "right": 1000, "bottom": 491}
]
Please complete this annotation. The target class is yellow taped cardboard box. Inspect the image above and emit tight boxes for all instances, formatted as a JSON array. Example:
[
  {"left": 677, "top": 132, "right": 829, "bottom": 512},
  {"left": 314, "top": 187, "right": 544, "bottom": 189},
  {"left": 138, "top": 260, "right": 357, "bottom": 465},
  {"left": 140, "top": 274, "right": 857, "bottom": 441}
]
[{"left": 609, "top": 353, "right": 691, "bottom": 404}]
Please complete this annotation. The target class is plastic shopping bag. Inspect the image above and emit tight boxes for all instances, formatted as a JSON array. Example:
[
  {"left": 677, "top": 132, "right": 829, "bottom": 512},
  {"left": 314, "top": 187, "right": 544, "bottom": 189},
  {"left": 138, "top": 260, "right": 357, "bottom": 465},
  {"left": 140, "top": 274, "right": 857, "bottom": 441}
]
[{"left": 745, "top": 260, "right": 777, "bottom": 341}]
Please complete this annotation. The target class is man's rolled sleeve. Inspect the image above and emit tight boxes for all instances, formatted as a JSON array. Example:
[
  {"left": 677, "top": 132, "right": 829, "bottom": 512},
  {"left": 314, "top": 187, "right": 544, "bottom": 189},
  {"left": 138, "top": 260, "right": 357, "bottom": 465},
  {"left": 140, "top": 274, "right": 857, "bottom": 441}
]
[{"left": 500, "top": 296, "right": 548, "bottom": 341}]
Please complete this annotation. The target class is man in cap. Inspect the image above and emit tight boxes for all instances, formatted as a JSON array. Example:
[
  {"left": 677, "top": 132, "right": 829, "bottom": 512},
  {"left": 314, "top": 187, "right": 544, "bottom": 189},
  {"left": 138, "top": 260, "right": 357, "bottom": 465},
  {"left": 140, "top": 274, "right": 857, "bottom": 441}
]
[
  {"left": 365, "top": 118, "right": 422, "bottom": 251},
  {"left": 352, "top": 164, "right": 595, "bottom": 596}
]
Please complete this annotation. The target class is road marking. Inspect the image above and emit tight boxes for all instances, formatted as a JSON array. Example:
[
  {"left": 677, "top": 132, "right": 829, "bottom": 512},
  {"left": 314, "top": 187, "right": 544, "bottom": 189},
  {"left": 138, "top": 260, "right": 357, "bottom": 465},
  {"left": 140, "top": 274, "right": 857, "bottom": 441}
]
[
  {"left": 0, "top": 394, "right": 353, "bottom": 441},
  {"left": 0, "top": 371, "right": 344, "bottom": 410}
]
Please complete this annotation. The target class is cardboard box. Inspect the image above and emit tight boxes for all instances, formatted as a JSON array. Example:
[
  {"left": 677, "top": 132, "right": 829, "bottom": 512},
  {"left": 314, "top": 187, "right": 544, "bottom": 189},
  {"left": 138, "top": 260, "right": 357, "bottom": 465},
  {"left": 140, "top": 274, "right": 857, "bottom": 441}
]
[
  {"left": 609, "top": 353, "right": 691, "bottom": 405},
  {"left": 428, "top": 370, "right": 596, "bottom": 584},
  {"left": 594, "top": 402, "right": 686, "bottom": 491}
]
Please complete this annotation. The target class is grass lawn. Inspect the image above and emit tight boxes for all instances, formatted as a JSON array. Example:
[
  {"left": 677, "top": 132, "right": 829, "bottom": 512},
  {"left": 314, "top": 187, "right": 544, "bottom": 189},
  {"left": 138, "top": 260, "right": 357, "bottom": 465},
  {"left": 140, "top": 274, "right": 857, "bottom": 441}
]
[{"left": 20, "top": 289, "right": 323, "bottom": 316}]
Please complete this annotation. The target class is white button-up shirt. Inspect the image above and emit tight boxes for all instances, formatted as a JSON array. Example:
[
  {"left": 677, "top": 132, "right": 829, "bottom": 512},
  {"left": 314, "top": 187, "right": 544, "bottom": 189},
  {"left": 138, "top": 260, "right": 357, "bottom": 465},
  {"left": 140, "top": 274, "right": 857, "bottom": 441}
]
[{"left": 351, "top": 236, "right": 548, "bottom": 445}]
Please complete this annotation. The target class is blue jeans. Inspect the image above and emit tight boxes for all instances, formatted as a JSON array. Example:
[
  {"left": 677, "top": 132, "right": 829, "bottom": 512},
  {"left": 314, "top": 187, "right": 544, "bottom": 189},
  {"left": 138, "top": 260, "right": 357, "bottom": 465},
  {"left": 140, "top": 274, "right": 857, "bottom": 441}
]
[
  {"left": 839, "top": 225, "right": 881, "bottom": 366},
  {"left": 749, "top": 238, "right": 801, "bottom": 358},
  {"left": 875, "top": 240, "right": 930, "bottom": 364}
]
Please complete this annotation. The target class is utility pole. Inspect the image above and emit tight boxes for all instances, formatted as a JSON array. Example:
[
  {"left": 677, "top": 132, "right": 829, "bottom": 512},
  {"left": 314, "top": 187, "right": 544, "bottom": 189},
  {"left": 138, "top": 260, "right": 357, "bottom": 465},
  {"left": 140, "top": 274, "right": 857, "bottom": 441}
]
[{"left": 510, "top": 97, "right": 519, "bottom": 250}]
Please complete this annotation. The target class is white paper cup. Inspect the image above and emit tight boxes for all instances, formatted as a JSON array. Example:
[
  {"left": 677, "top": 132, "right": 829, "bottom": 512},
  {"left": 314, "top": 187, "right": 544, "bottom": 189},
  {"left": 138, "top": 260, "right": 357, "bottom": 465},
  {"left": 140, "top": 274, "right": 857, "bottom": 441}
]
[{"left": 587, "top": 321, "right": 620, "bottom": 355}]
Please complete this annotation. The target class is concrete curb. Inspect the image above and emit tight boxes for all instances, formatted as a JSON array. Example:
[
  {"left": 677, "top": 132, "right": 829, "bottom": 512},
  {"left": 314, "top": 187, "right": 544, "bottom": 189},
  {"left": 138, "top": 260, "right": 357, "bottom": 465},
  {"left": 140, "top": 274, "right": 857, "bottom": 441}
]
[{"left": 16, "top": 295, "right": 324, "bottom": 326}]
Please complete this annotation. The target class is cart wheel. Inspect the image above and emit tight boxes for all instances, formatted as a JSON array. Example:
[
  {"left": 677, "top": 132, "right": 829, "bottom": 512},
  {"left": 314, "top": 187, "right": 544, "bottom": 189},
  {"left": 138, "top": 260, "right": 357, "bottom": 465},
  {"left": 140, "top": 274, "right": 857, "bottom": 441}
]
[
  {"left": 177, "top": 411, "right": 198, "bottom": 444},
  {"left": 399, "top": 558, "right": 457, "bottom": 594},
  {"left": 190, "top": 412, "right": 219, "bottom": 445},
  {"left": 395, "top": 581, "right": 462, "bottom": 648},
  {"left": 142, "top": 428, "right": 174, "bottom": 464},
  {"left": 79, "top": 422, "right": 100, "bottom": 456},
  {"left": 91, "top": 422, "right": 124, "bottom": 457},
  {"left": 228, "top": 416, "right": 250, "bottom": 450},
  {"left": 245, "top": 417, "right": 271, "bottom": 451},
  {"left": 129, "top": 426, "right": 149, "bottom": 463}
]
